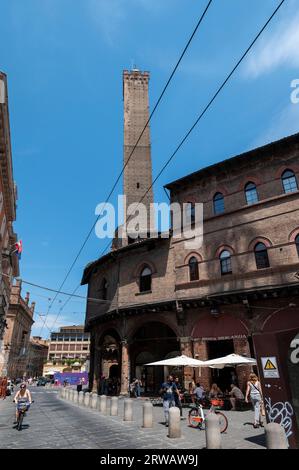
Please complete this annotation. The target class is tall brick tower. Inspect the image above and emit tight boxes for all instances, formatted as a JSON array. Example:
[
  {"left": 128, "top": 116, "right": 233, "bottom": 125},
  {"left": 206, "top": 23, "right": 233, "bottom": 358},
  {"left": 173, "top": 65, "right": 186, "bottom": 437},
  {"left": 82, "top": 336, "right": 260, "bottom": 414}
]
[{"left": 123, "top": 69, "right": 153, "bottom": 237}]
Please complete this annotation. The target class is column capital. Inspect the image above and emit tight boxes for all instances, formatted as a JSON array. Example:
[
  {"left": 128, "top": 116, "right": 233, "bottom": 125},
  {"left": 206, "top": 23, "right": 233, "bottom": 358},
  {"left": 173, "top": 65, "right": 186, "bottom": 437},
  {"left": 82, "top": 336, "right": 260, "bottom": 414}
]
[{"left": 180, "top": 336, "right": 192, "bottom": 344}]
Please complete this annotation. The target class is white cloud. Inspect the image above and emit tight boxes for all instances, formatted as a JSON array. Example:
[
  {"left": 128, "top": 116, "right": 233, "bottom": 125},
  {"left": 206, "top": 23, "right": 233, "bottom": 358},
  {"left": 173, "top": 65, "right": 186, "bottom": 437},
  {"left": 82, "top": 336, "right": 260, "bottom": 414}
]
[
  {"left": 253, "top": 102, "right": 299, "bottom": 148},
  {"left": 244, "top": 6, "right": 299, "bottom": 78},
  {"left": 87, "top": 0, "right": 168, "bottom": 46}
]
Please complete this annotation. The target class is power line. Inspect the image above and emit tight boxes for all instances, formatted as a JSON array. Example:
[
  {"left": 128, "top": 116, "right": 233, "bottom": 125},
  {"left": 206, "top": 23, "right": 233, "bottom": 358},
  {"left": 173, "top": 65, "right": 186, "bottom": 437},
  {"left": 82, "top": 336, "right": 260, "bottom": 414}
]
[
  {"left": 100, "top": 0, "right": 286, "bottom": 257},
  {"left": 39, "top": 1, "right": 213, "bottom": 336}
]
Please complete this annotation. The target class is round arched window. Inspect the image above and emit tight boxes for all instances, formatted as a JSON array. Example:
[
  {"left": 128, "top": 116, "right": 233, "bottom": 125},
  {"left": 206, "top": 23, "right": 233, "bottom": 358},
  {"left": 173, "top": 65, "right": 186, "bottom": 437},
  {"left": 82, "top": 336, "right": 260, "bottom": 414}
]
[
  {"left": 282, "top": 170, "right": 298, "bottom": 194},
  {"left": 220, "top": 250, "right": 232, "bottom": 275},
  {"left": 245, "top": 182, "right": 259, "bottom": 205},
  {"left": 254, "top": 242, "right": 270, "bottom": 269},
  {"left": 213, "top": 193, "right": 225, "bottom": 215},
  {"left": 295, "top": 234, "right": 299, "bottom": 258}
]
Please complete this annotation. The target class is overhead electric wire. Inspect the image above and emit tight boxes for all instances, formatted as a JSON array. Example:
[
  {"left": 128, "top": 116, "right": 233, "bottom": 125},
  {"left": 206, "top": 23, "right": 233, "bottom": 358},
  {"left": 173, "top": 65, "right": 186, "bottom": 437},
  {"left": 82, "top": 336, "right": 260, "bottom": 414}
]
[
  {"left": 38, "top": 1, "right": 214, "bottom": 336},
  {"left": 100, "top": 0, "right": 286, "bottom": 258},
  {"left": 44, "top": 0, "right": 286, "bottom": 336}
]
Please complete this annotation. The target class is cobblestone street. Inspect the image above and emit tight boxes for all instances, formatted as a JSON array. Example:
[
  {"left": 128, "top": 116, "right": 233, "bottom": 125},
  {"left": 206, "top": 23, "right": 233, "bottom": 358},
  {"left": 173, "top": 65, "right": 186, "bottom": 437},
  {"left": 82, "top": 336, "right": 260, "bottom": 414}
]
[{"left": 0, "top": 388, "right": 266, "bottom": 449}]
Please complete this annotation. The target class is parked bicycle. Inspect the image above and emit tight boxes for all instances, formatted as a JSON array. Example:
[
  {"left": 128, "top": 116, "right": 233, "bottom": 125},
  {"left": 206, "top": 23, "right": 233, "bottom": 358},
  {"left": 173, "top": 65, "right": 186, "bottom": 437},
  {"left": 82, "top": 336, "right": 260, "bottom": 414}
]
[{"left": 188, "top": 398, "right": 228, "bottom": 433}]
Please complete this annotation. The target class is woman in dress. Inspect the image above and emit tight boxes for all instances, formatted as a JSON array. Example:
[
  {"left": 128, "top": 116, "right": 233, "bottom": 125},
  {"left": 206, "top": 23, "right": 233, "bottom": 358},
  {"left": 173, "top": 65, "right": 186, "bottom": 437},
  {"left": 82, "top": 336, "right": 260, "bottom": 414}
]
[{"left": 245, "top": 373, "right": 264, "bottom": 428}]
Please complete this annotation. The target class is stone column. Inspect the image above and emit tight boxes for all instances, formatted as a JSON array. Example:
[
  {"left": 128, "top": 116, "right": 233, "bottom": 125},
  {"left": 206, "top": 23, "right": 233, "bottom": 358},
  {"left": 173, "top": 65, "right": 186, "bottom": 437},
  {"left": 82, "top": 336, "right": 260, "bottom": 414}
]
[
  {"left": 233, "top": 338, "right": 252, "bottom": 392},
  {"left": 193, "top": 340, "right": 211, "bottom": 390},
  {"left": 89, "top": 332, "right": 98, "bottom": 393},
  {"left": 120, "top": 340, "right": 130, "bottom": 395},
  {"left": 180, "top": 337, "right": 193, "bottom": 389}
]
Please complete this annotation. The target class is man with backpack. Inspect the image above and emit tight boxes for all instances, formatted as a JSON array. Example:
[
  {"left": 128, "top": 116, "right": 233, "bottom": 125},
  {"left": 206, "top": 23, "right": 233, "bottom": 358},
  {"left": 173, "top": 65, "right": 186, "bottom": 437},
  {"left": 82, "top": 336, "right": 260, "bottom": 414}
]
[{"left": 160, "top": 375, "right": 178, "bottom": 426}]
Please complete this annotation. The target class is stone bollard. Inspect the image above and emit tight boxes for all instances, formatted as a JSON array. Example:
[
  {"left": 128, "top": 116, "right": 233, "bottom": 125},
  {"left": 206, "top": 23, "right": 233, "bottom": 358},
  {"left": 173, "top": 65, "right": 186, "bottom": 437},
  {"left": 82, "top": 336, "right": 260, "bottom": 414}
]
[
  {"left": 143, "top": 402, "right": 153, "bottom": 428},
  {"left": 205, "top": 413, "right": 221, "bottom": 449},
  {"left": 265, "top": 423, "right": 288, "bottom": 449},
  {"left": 59, "top": 387, "right": 64, "bottom": 399},
  {"left": 69, "top": 389, "right": 74, "bottom": 402},
  {"left": 78, "top": 391, "right": 84, "bottom": 406},
  {"left": 124, "top": 399, "right": 133, "bottom": 421},
  {"left": 99, "top": 395, "right": 107, "bottom": 414},
  {"left": 73, "top": 389, "right": 79, "bottom": 405},
  {"left": 91, "top": 393, "right": 98, "bottom": 409},
  {"left": 66, "top": 388, "right": 71, "bottom": 401},
  {"left": 84, "top": 392, "right": 91, "bottom": 407},
  {"left": 168, "top": 407, "right": 181, "bottom": 438},
  {"left": 110, "top": 396, "right": 119, "bottom": 416}
]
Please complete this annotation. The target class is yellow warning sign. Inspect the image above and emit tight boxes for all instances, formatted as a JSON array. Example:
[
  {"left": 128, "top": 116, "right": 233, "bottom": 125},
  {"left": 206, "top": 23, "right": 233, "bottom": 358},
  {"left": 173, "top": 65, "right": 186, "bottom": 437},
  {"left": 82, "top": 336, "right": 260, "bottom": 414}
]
[
  {"left": 264, "top": 359, "right": 276, "bottom": 370},
  {"left": 261, "top": 357, "right": 280, "bottom": 378}
]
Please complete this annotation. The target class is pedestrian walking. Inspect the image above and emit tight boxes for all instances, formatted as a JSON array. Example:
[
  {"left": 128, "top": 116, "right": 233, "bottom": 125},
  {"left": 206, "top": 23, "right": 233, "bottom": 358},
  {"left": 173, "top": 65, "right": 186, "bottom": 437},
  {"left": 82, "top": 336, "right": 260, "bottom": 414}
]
[
  {"left": 229, "top": 384, "right": 244, "bottom": 410},
  {"left": 245, "top": 373, "right": 264, "bottom": 428},
  {"left": 0, "top": 377, "right": 8, "bottom": 399},
  {"left": 174, "top": 377, "right": 183, "bottom": 418},
  {"left": 160, "top": 375, "right": 177, "bottom": 427},
  {"left": 77, "top": 377, "right": 84, "bottom": 393}
]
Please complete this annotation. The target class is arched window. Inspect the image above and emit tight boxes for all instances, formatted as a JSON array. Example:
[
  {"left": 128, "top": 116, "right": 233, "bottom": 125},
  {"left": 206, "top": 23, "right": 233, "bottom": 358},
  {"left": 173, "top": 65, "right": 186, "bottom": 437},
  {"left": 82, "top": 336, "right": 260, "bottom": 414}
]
[
  {"left": 189, "top": 257, "right": 199, "bottom": 281},
  {"left": 296, "top": 234, "right": 299, "bottom": 257},
  {"left": 140, "top": 266, "right": 152, "bottom": 292},
  {"left": 282, "top": 170, "right": 298, "bottom": 194},
  {"left": 245, "top": 182, "right": 259, "bottom": 205},
  {"left": 101, "top": 278, "right": 108, "bottom": 300},
  {"left": 213, "top": 193, "right": 225, "bottom": 215},
  {"left": 254, "top": 242, "right": 270, "bottom": 269},
  {"left": 220, "top": 250, "right": 232, "bottom": 275}
]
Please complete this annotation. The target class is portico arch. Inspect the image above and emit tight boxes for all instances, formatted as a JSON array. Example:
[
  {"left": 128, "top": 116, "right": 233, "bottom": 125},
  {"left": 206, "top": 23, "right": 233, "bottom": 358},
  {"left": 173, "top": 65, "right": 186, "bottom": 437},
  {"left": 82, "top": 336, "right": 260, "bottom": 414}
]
[{"left": 129, "top": 321, "right": 178, "bottom": 394}]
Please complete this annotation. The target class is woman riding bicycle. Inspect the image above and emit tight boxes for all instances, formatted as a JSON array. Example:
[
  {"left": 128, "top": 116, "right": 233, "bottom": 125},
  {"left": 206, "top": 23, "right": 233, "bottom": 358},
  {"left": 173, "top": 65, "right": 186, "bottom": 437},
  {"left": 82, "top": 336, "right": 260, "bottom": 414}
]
[{"left": 13, "top": 383, "right": 32, "bottom": 423}]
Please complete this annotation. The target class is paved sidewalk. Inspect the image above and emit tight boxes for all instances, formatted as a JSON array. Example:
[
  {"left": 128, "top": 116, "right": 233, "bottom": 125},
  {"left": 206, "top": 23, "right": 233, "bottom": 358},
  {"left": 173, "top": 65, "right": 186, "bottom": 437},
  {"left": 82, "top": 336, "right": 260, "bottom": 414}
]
[{"left": 0, "top": 388, "right": 266, "bottom": 449}]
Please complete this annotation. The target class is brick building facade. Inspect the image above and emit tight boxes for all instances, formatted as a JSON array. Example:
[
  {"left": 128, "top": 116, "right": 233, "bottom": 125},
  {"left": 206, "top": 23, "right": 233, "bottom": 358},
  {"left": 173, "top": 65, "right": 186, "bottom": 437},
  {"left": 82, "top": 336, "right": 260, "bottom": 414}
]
[
  {"left": 26, "top": 336, "right": 49, "bottom": 378},
  {"left": 0, "top": 280, "right": 35, "bottom": 378},
  {"left": 82, "top": 70, "right": 299, "bottom": 407},
  {"left": 44, "top": 325, "right": 90, "bottom": 374},
  {"left": 0, "top": 71, "right": 19, "bottom": 346}
]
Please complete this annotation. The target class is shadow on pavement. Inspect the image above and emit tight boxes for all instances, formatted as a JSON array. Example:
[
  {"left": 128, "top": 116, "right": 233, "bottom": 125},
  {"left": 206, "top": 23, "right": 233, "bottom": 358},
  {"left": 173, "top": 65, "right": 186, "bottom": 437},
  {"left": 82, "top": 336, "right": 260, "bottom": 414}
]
[{"left": 244, "top": 433, "right": 266, "bottom": 448}]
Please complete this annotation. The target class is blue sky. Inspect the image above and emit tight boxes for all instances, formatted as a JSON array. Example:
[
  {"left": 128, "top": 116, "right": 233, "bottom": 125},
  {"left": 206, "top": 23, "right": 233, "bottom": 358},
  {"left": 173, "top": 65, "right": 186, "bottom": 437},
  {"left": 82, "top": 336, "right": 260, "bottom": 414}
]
[{"left": 0, "top": 0, "right": 298, "bottom": 337}]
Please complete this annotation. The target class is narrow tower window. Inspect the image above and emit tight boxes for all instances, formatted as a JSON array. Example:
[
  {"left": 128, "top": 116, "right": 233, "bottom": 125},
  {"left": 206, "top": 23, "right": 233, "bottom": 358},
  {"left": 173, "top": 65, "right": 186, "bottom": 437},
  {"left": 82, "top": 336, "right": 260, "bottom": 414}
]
[
  {"left": 189, "top": 257, "right": 199, "bottom": 281},
  {"left": 140, "top": 266, "right": 152, "bottom": 292}
]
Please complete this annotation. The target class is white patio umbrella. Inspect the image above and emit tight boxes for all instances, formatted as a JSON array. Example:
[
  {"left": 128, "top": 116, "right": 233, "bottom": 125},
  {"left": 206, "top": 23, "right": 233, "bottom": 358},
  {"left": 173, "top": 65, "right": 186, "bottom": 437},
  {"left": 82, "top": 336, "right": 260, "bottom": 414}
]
[
  {"left": 200, "top": 353, "right": 256, "bottom": 369},
  {"left": 145, "top": 354, "right": 206, "bottom": 367}
]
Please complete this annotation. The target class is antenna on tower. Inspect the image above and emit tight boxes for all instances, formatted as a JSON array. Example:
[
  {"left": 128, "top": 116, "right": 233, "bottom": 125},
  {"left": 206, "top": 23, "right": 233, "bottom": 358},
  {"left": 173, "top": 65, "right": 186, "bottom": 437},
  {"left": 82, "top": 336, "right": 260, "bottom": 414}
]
[{"left": 131, "top": 59, "right": 139, "bottom": 72}]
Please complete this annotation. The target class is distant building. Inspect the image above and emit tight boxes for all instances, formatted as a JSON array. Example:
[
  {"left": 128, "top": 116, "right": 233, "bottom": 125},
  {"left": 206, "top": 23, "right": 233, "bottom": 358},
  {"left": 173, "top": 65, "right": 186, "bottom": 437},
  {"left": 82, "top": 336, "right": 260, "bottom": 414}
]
[
  {"left": 26, "top": 336, "right": 49, "bottom": 378},
  {"left": 0, "top": 280, "right": 35, "bottom": 378},
  {"left": 0, "top": 71, "right": 19, "bottom": 346},
  {"left": 44, "top": 325, "right": 90, "bottom": 374}
]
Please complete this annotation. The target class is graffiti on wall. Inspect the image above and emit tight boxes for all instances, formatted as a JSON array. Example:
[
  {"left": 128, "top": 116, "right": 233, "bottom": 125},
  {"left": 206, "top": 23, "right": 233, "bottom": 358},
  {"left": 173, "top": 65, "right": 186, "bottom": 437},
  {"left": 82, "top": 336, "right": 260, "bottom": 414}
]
[{"left": 265, "top": 397, "right": 294, "bottom": 438}]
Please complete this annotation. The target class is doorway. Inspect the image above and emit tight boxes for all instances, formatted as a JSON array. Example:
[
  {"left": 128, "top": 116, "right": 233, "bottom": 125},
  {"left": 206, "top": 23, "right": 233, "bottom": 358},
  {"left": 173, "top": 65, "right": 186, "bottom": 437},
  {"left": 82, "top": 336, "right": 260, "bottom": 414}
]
[{"left": 207, "top": 339, "right": 235, "bottom": 392}]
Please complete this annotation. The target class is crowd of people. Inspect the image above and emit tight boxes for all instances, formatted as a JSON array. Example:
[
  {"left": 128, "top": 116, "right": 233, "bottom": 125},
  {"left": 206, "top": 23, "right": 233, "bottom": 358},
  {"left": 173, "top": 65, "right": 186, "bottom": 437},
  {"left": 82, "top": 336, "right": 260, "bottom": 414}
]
[
  {"left": 159, "top": 373, "right": 264, "bottom": 428},
  {"left": 99, "top": 375, "right": 121, "bottom": 396}
]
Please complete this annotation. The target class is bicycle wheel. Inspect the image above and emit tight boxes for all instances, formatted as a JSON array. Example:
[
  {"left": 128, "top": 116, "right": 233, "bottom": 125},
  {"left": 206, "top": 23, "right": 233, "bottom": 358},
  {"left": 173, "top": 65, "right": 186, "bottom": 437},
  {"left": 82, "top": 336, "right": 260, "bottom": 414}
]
[
  {"left": 188, "top": 409, "right": 204, "bottom": 429},
  {"left": 17, "top": 413, "right": 24, "bottom": 431},
  {"left": 215, "top": 411, "right": 228, "bottom": 433}
]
